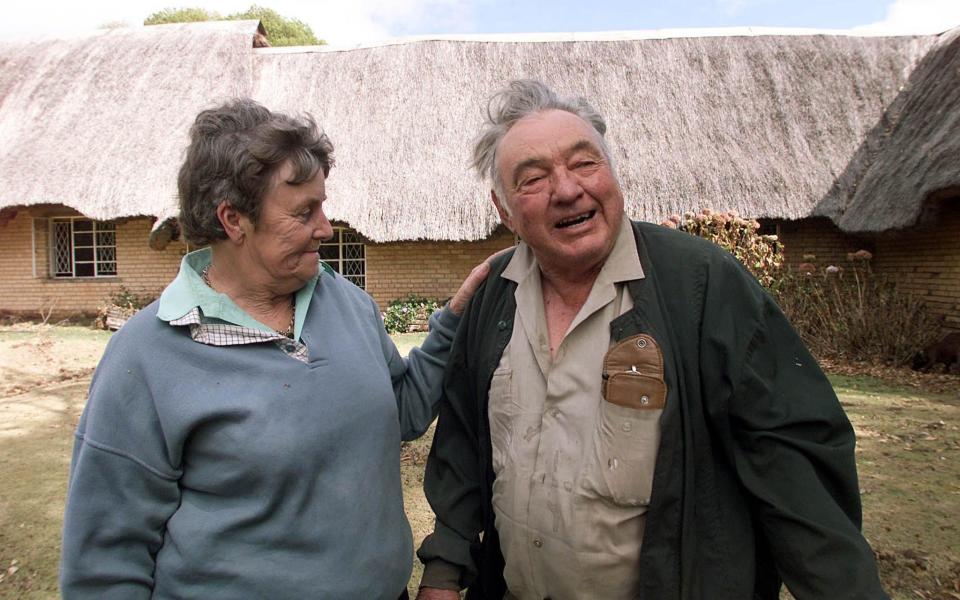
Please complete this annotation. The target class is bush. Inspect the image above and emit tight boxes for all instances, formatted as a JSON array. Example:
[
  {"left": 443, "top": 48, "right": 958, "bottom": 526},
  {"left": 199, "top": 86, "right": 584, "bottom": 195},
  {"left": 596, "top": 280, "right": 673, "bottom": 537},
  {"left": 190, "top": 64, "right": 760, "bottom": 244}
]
[
  {"left": 662, "top": 208, "right": 784, "bottom": 289},
  {"left": 661, "top": 210, "right": 938, "bottom": 365},
  {"left": 94, "top": 286, "right": 156, "bottom": 330},
  {"left": 383, "top": 295, "right": 443, "bottom": 334},
  {"left": 773, "top": 252, "right": 940, "bottom": 365}
]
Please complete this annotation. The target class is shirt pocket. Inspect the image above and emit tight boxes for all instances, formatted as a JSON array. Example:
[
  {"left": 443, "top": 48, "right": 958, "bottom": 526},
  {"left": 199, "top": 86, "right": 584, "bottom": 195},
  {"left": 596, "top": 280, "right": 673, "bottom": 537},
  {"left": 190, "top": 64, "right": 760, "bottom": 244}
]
[
  {"left": 488, "top": 367, "right": 517, "bottom": 474},
  {"left": 590, "top": 400, "right": 663, "bottom": 505},
  {"left": 582, "top": 334, "right": 666, "bottom": 506}
]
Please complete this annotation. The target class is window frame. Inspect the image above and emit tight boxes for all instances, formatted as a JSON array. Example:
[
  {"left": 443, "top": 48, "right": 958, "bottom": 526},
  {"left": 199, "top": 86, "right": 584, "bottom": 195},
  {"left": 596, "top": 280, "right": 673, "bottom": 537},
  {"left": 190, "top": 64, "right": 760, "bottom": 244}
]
[
  {"left": 318, "top": 226, "right": 366, "bottom": 289},
  {"left": 48, "top": 217, "right": 118, "bottom": 279}
]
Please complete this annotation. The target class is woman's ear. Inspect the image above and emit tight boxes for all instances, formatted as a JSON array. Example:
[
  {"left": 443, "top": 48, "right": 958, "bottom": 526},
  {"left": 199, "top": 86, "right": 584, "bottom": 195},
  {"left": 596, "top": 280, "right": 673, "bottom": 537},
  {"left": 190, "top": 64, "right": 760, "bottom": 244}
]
[{"left": 216, "top": 201, "right": 246, "bottom": 244}]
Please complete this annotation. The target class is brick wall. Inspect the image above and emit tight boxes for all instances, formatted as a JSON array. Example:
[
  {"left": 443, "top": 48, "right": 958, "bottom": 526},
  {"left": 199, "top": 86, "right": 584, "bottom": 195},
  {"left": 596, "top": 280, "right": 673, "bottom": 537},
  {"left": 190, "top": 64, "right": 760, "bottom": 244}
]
[
  {"left": 0, "top": 208, "right": 186, "bottom": 319},
  {"left": 365, "top": 228, "right": 516, "bottom": 308},
  {"left": 5, "top": 205, "right": 955, "bottom": 331},
  {"left": 1, "top": 208, "right": 515, "bottom": 318},
  {"left": 773, "top": 217, "right": 873, "bottom": 271},
  {"left": 772, "top": 210, "right": 960, "bottom": 331},
  {"left": 870, "top": 205, "right": 960, "bottom": 330}
]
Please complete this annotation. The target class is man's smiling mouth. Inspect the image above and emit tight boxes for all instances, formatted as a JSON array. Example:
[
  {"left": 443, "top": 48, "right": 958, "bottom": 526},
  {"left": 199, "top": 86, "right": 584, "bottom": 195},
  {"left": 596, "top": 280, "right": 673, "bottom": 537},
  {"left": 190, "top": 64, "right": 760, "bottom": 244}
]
[{"left": 555, "top": 211, "right": 596, "bottom": 229}]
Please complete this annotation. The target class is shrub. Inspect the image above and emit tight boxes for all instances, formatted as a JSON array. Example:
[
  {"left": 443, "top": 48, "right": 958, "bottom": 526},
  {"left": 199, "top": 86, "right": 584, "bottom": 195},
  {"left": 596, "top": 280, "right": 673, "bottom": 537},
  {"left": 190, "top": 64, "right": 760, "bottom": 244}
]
[
  {"left": 773, "top": 252, "right": 940, "bottom": 365},
  {"left": 383, "top": 295, "right": 443, "bottom": 334},
  {"left": 94, "top": 286, "right": 156, "bottom": 330},
  {"left": 662, "top": 208, "right": 784, "bottom": 289}
]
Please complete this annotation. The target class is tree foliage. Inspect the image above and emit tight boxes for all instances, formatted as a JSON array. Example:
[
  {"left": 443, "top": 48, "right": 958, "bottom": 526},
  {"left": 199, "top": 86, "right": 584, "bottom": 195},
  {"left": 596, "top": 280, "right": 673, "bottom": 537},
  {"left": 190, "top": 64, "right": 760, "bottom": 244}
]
[
  {"left": 143, "top": 5, "right": 325, "bottom": 46},
  {"left": 227, "top": 5, "right": 323, "bottom": 46},
  {"left": 143, "top": 7, "right": 222, "bottom": 25}
]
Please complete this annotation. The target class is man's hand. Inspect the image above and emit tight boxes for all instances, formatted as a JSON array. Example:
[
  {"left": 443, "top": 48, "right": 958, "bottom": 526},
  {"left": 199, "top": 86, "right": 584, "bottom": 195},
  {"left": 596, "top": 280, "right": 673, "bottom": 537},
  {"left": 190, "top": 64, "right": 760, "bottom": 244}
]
[
  {"left": 415, "top": 586, "right": 460, "bottom": 600},
  {"left": 447, "top": 247, "right": 512, "bottom": 316}
]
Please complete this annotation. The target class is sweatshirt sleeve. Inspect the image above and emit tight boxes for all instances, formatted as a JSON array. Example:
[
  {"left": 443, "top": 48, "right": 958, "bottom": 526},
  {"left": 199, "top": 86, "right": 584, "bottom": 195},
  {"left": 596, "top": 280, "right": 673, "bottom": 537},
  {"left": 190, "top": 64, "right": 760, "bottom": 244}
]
[
  {"left": 375, "top": 298, "right": 461, "bottom": 441},
  {"left": 416, "top": 296, "right": 487, "bottom": 590},
  {"left": 60, "top": 335, "right": 182, "bottom": 599},
  {"left": 699, "top": 252, "right": 888, "bottom": 600}
]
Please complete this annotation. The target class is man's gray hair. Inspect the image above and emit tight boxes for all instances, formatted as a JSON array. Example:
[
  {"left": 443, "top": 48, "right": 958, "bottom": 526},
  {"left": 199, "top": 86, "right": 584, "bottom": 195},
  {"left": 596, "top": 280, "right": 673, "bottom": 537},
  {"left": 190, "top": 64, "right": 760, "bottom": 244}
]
[
  {"left": 178, "top": 98, "right": 334, "bottom": 246},
  {"left": 471, "top": 79, "right": 614, "bottom": 207}
]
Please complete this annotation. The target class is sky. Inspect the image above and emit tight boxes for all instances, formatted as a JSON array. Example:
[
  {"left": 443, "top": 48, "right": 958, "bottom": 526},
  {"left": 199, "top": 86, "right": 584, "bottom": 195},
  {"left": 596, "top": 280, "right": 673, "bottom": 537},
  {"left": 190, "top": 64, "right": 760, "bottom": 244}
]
[{"left": 1, "top": 0, "right": 958, "bottom": 45}]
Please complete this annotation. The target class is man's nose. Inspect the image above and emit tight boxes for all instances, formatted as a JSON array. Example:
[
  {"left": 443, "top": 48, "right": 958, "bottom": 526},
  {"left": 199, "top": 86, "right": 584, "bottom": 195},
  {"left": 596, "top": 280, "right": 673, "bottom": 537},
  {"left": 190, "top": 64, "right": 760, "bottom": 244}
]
[{"left": 551, "top": 168, "right": 582, "bottom": 202}]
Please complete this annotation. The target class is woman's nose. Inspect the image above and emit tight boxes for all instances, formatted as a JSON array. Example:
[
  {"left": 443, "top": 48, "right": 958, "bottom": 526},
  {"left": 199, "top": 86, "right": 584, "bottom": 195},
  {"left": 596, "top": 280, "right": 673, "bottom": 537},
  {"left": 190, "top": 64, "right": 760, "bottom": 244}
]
[{"left": 313, "top": 211, "right": 333, "bottom": 241}]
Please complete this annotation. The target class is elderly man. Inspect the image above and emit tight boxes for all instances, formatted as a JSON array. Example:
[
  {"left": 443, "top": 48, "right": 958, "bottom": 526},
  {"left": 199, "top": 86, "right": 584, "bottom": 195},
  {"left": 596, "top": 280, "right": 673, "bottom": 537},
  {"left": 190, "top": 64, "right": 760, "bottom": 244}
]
[{"left": 415, "top": 80, "right": 888, "bottom": 600}]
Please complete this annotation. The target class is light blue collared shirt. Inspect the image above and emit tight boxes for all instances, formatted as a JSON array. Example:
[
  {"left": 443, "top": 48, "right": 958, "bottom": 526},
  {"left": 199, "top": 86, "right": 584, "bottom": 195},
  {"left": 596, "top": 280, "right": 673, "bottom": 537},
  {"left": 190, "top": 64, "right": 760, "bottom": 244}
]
[{"left": 156, "top": 247, "right": 331, "bottom": 340}]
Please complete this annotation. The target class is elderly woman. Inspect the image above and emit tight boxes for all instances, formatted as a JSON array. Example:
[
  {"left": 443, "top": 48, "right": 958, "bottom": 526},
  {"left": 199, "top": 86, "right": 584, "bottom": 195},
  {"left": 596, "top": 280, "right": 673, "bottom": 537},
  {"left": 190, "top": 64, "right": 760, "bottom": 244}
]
[{"left": 59, "top": 99, "right": 490, "bottom": 599}]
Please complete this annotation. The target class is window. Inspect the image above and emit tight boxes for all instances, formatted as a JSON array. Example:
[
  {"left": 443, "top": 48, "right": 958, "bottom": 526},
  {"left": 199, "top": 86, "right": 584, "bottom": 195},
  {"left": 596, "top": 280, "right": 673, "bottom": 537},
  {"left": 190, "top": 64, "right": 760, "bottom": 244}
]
[
  {"left": 50, "top": 218, "right": 117, "bottom": 278},
  {"left": 757, "top": 219, "right": 781, "bottom": 237},
  {"left": 318, "top": 226, "right": 365, "bottom": 288}
]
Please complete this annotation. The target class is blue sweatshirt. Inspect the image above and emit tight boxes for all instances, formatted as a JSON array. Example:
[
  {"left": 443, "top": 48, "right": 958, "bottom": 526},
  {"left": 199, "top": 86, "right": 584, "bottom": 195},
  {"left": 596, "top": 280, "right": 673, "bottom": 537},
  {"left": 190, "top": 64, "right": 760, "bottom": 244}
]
[{"left": 60, "top": 266, "right": 458, "bottom": 599}]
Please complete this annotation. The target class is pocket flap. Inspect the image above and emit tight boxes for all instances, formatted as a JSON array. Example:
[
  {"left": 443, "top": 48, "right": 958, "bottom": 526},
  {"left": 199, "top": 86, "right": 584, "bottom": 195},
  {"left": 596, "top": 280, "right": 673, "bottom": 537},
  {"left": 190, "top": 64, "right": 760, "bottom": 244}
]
[
  {"left": 601, "top": 334, "right": 666, "bottom": 409},
  {"left": 604, "top": 372, "right": 666, "bottom": 409}
]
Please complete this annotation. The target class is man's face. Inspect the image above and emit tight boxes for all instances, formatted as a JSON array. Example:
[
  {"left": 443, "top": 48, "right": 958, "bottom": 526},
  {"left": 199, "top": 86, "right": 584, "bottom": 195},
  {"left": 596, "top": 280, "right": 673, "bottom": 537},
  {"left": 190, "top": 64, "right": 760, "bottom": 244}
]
[{"left": 493, "top": 109, "right": 624, "bottom": 276}]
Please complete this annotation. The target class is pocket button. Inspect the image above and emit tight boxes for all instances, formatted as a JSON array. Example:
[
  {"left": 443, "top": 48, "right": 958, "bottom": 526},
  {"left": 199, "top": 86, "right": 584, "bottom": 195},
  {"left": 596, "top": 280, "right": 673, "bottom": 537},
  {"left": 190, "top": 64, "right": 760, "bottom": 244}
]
[
  {"left": 640, "top": 395, "right": 650, "bottom": 406},
  {"left": 532, "top": 538, "right": 543, "bottom": 548}
]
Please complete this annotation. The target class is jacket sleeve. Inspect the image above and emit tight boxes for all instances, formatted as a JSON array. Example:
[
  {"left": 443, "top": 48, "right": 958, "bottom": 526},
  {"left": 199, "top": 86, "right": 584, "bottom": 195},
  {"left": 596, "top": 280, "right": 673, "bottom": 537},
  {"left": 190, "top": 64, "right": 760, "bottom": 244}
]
[
  {"left": 376, "top": 298, "right": 461, "bottom": 441},
  {"left": 699, "top": 251, "right": 888, "bottom": 600},
  {"left": 60, "top": 336, "right": 182, "bottom": 599},
  {"left": 416, "top": 291, "right": 487, "bottom": 589}
]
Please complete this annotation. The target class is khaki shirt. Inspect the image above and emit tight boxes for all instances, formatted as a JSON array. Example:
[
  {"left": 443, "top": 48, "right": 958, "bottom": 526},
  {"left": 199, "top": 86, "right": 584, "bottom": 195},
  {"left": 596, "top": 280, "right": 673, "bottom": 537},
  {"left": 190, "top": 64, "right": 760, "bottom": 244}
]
[{"left": 490, "top": 217, "right": 660, "bottom": 600}]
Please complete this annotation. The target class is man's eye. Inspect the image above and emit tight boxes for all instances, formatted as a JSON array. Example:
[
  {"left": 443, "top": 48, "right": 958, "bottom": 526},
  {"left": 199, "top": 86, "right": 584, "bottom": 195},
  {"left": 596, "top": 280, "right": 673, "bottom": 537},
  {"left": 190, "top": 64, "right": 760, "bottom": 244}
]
[
  {"left": 575, "top": 160, "right": 597, "bottom": 169},
  {"left": 520, "top": 176, "right": 543, "bottom": 188}
]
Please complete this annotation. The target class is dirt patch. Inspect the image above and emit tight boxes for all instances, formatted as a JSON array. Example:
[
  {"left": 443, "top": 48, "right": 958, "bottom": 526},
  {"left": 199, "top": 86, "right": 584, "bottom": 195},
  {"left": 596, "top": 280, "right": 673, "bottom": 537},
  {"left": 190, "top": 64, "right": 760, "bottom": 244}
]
[
  {"left": 875, "top": 551, "right": 960, "bottom": 600},
  {"left": 0, "top": 326, "right": 107, "bottom": 397},
  {"left": 0, "top": 382, "right": 90, "bottom": 440}
]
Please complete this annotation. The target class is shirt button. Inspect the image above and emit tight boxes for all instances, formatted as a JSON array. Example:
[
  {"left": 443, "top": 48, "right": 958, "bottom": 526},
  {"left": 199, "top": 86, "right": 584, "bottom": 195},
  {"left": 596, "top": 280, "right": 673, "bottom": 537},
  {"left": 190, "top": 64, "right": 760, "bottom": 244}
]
[
  {"left": 622, "top": 421, "right": 633, "bottom": 432},
  {"left": 551, "top": 409, "right": 560, "bottom": 418},
  {"left": 532, "top": 538, "right": 543, "bottom": 548},
  {"left": 497, "top": 320, "right": 508, "bottom": 330}
]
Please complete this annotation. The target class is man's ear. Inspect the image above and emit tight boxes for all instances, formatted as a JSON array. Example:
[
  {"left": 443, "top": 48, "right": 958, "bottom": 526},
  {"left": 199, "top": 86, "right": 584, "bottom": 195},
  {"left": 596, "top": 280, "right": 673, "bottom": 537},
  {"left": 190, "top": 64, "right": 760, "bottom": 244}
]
[
  {"left": 216, "top": 201, "right": 247, "bottom": 244},
  {"left": 491, "top": 190, "right": 514, "bottom": 233}
]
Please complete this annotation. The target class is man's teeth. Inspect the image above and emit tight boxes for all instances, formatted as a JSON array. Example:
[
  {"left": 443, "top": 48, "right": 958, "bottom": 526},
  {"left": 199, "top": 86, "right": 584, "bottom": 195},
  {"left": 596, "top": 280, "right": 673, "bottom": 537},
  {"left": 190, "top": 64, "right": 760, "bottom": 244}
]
[{"left": 557, "top": 211, "right": 595, "bottom": 228}]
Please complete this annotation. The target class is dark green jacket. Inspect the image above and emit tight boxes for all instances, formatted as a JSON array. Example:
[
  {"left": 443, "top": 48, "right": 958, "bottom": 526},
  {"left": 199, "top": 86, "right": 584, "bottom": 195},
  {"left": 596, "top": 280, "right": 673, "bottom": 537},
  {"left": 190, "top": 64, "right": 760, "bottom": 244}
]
[{"left": 419, "top": 221, "right": 888, "bottom": 600}]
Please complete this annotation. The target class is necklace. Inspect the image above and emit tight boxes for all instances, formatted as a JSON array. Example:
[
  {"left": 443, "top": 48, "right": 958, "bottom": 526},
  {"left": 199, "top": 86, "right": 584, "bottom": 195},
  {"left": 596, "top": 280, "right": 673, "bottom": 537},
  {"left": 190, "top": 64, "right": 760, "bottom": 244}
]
[{"left": 201, "top": 265, "right": 296, "bottom": 338}]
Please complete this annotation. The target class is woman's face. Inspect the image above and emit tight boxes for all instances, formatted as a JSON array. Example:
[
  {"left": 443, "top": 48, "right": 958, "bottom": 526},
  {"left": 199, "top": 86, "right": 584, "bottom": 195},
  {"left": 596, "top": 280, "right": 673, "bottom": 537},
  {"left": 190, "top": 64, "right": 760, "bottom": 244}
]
[{"left": 239, "top": 161, "right": 332, "bottom": 293}]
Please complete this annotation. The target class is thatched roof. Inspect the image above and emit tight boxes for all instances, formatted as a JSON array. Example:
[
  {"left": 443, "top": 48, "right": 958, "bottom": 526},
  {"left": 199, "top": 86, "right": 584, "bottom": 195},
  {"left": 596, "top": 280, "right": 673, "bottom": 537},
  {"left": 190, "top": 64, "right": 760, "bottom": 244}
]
[
  {"left": 252, "top": 33, "right": 931, "bottom": 241},
  {"left": 0, "top": 20, "right": 263, "bottom": 223},
  {"left": 817, "top": 26, "right": 960, "bottom": 232},
  {"left": 0, "top": 22, "right": 954, "bottom": 242}
]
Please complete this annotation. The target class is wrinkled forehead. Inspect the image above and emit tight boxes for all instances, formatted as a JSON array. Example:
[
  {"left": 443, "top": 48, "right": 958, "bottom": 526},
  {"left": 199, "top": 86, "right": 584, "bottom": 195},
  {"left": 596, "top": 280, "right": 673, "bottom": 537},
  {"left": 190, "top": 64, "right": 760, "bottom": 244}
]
[{"left": 496, "top": 109, "right": 604, "bottom": 171}]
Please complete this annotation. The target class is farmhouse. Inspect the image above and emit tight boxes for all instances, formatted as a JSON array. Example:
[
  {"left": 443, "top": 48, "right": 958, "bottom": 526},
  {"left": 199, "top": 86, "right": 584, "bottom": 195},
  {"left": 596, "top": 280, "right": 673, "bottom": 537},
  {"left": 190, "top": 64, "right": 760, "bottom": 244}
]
[{"left": 0, "top": 21, "right": 957, "bottom": 329}]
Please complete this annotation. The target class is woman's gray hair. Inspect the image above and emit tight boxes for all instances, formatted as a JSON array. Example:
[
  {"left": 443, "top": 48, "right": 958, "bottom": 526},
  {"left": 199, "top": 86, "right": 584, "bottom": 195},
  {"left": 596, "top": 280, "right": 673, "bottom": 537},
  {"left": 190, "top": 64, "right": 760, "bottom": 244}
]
[
  {"left": 472, "top": 79, "right": 613, "bottom": 207},
  {"left": 178, "top": 98, "right": 335, "bottom": 246}
]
